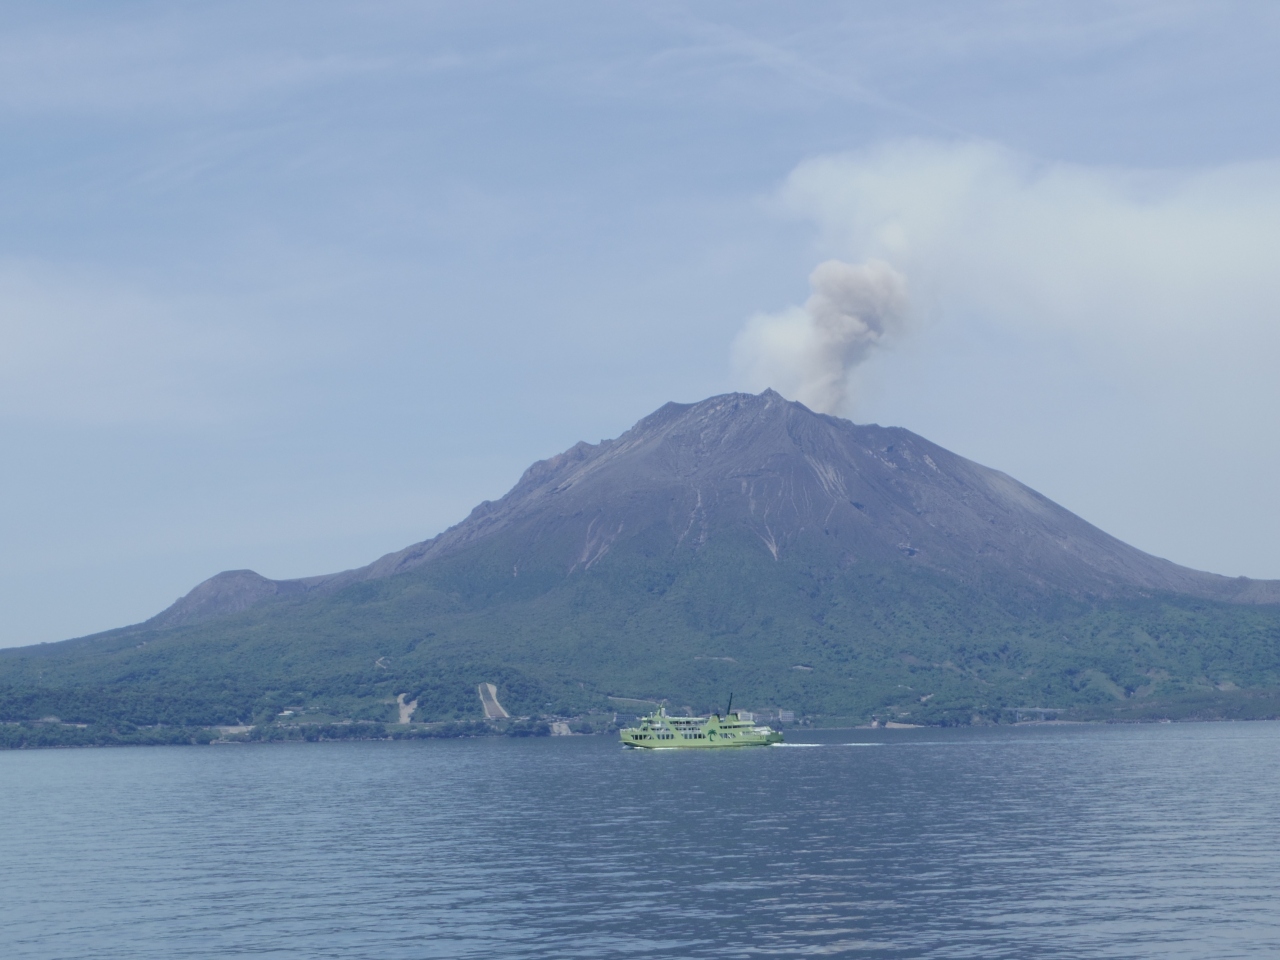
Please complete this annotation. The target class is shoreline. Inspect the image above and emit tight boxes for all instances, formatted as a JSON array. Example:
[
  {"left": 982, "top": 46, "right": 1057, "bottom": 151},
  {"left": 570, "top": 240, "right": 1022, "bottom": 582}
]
[{"left": 6, "top": 713, "right": 1280, "bottom": 751}]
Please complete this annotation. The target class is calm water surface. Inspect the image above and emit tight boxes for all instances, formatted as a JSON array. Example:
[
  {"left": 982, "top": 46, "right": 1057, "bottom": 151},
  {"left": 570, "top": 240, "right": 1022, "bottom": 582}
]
[{"left": 2, "top": 722, "right": 1278, "bottom": 958}]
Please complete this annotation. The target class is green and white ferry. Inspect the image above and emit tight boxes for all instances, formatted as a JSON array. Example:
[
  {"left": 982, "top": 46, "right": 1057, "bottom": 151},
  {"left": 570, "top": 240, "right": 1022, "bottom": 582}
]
[{"left": 620, "top": 703, "right": 783, "bottom": 749}]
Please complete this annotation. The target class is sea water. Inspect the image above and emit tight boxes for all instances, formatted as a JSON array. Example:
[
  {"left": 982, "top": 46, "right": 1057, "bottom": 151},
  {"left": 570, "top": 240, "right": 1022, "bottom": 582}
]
[{"left": 2, "top": 722, "right": 1278, "bottom": 958}]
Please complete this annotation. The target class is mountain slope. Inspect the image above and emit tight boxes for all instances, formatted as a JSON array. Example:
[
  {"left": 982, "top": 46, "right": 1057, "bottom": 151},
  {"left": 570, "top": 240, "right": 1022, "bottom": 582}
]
[{"left": 4, "top": 390, "right": 1280, "bottom": 728}]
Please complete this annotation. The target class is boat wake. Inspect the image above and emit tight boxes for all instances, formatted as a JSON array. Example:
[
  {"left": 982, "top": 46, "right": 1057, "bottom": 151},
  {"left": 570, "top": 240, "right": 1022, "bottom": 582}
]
[
  {"left": 771, "top": 742, "right": 824, "bottom": 748},
  {"left": 770, "top": 742, "right": 886, "bottom": 748}
]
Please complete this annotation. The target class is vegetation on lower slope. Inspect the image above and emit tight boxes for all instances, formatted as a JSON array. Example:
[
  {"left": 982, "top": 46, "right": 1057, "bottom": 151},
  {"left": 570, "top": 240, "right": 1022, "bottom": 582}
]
[{"left": 3, "top": 526, "right": 1279, "bottom": 742}]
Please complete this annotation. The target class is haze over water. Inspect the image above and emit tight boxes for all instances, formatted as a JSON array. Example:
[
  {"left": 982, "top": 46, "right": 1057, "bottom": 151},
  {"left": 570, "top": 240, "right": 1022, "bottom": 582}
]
[{"left": 3, "top": 722, "right": 1278, "bottom": 959}]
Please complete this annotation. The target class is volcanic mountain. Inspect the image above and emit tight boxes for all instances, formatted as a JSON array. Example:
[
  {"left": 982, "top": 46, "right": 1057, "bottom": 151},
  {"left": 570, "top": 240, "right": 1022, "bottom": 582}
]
[
  {"left": 155, "top": 389, "right": 1279, "bottom": 627},
  {"left": 4, "top": 390, "right": 1280, "bottom": 728}
]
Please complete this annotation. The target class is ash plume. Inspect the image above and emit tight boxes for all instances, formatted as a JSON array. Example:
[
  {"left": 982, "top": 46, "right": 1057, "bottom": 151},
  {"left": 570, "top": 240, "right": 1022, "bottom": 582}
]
[{"left": 732, "top": 259, "right": 908, "bottom": 415}]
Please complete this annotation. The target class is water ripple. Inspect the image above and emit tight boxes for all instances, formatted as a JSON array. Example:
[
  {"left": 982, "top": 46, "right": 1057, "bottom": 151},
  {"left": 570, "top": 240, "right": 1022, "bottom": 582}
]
[{"left": 2, "top": 723, "right": 1279, "bottom": 958}]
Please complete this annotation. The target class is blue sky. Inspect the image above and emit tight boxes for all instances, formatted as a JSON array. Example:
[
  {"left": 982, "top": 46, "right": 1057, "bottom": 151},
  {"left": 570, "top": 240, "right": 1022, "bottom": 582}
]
[{"left": 3, "top": 1, "right": 1280, "bottom": 646}]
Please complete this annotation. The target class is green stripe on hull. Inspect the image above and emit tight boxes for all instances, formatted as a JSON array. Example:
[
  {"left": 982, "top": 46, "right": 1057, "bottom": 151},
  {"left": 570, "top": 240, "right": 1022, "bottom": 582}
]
[{"left": 620, "top": 706, "right": 783, "bottom": 748}]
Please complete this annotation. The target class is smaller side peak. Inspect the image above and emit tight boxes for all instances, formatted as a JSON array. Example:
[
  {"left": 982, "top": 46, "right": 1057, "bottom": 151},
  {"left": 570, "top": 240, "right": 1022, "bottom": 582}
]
[
  {"left": 207, "top": 569, "right": 271, "bottom": 582},
  {"left": 147, "top": 568, "right": 284, "bottom": 629}
]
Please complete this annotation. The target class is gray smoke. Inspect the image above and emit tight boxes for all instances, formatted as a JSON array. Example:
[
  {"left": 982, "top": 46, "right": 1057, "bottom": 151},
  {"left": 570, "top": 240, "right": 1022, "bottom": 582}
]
[{"left": 732, "top": 259, "right": 908, "bottom": 414}]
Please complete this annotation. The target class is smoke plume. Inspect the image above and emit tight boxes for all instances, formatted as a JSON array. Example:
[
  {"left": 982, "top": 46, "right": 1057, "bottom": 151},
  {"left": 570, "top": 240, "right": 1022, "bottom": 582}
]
[{"left": 732, "top": 259, "right": 908, "bottom": 415}]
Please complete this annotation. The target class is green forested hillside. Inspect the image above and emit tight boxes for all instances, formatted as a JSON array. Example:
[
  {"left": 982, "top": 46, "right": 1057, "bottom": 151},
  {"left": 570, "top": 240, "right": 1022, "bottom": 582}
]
[{"left": 4, "top": 526, "right": 1280, "bottom": 733}]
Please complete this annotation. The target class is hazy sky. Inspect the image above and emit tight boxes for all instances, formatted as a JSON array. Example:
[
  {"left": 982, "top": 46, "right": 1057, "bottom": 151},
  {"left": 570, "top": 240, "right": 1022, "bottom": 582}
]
[{"left": 3, "top": 1, "right": 1280, "bottom": 647}]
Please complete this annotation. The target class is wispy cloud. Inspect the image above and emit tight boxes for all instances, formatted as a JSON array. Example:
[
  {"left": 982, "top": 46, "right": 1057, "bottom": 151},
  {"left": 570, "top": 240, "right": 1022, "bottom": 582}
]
[{"left": 773, "top": 140, "right": 1280, "bottom": 391}]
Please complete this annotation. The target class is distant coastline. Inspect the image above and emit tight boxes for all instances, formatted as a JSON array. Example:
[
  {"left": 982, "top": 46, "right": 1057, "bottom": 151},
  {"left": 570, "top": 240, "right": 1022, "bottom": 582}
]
[{"left": 6, "top": 711, "right": 1279, "bottom": 751}]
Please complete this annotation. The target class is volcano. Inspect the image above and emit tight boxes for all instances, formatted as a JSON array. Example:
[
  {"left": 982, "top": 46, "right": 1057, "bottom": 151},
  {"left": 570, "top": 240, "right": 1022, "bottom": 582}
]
[{"left": 5, "top": 390, "right": 1280, "bottom": 728}]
